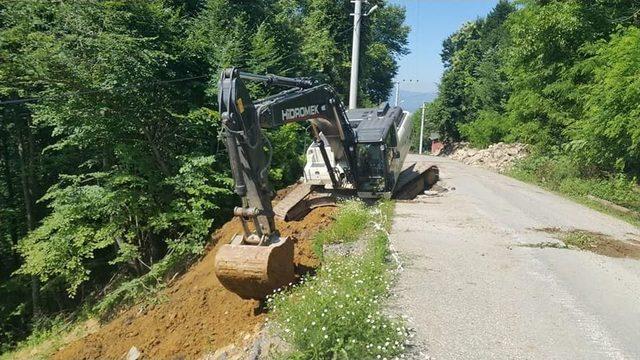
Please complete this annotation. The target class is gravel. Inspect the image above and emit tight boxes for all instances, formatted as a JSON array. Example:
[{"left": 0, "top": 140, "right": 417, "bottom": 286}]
[{"left": 445, "top": 142, "right": 528, "bottom": 173}]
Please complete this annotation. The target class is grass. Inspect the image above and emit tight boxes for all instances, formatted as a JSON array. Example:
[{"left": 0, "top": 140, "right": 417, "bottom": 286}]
[
  {"left": 508, "top": 153, "right": 640, "bottom": 227},
  {"left": 311, "top": 199, "right": 373, "bottom": 259},
  {"left": 561, "top": 231, "right": 602, "bottom": 249},
  {"left": 525, "top": 227, "right": 640, "bottom": 260},
  {"left": 268, "top": 199, "right": 407, "bottom": 359},
  {"left": 0, "top": 250, "right": 191, "bottom": 359},
  {"left": 0, "top": 314, "right": 98, "bottom": 360}
]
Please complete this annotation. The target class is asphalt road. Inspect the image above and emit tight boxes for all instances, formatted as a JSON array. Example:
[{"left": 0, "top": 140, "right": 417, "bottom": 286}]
[{"left": 389, "top": 155, "right": 640, "bottom": 360}]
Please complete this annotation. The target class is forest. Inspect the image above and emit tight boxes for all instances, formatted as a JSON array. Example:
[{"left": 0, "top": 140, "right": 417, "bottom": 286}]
[
  {"left": 425, "top": 0, "right": 640, "bottom": 178},
  {"left": 3, "top": 0, "right": 640, "bottom": 353},
  {"left": 0, "top": 0, "right": 408, "bottom": 350}
]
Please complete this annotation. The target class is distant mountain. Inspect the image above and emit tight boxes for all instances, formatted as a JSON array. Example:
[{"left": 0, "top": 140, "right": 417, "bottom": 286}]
[{"left": 387, "top": 90, "right": 437, "bottom": 113}]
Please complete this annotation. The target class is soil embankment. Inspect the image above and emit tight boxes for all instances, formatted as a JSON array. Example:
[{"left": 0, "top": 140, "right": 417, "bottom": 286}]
[{"left": 53, "top": 205, "right": 335, "bottom": 360}]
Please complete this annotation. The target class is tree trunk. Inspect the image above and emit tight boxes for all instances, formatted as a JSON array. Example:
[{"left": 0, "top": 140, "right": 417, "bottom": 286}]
[
  {"left": 142, "top": 126, "right": 171, "bottom": 177},
  {"left": 0, "top": 126, "right": 20, "bottom": 270},
  {"left": 0, "top": 126, "right": 18, "bottom": 246},
  {"left": 17, "top": 135, "right": 34, "bottom": 231},
  {"left": 17, "top": 121, "right": 41, "bottom": 317}
]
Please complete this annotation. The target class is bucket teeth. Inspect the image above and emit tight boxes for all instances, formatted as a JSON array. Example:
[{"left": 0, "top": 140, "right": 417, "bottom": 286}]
[{"left": 214, "top": 236, "right": 295, "bottom": 299}]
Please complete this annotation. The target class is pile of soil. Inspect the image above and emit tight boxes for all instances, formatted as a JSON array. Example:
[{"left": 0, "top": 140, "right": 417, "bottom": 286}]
[
  {"left": 53, "top": 206, "right": 335, "bottom": 360},
  {"left": 536, "top": 228, "right": 640, "bottom": 260},
  {"left": 445, "top": 142, "right": 528, "bottom": 172}
]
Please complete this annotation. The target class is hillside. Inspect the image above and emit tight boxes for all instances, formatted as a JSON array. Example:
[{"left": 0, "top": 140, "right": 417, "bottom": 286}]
[{"left": 53, "top": 206, "right": 334, "bottom": 359}]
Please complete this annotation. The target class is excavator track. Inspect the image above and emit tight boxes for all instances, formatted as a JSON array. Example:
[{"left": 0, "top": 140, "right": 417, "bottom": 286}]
[
  {"left": 274, "top": 184, "right": 352, "bottom": 221},
  {"left": 273, "top": 183, "right": 315, "bottom": 220},
  {"left": 393, "top": 162, "right": 440, "bottom": 200},
  {"left": 274, "top": 162, "right": 439, "bottom": 221}
]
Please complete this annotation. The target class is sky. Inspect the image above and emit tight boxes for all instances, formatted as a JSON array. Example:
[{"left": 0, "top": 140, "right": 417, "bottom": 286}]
[{"left": 388, "top": 0, "right": 500, "bottom": 95}]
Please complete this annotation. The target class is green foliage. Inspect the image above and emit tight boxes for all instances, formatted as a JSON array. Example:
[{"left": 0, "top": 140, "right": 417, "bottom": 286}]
[
  {"left": 459, "top": 110, "right": 513, "bottom": 148},
  {"left": 569, "top": 26, "right": 640, "bottom": 174},
  {"left": 312, "top": 200, "right": 372, "bottom": 258},
  {"left": 269, "top": 200, "right": 406, "bottom": 359},
  {"left": 431, "top": 0, "right": 515, "bottom": 141},
  {"left": 509, "top": 151, "right": 583, "bottom": 189},
  {"left": 510, "top": 152, "right": 640, "bottom": 219},
  {"left": 301, "top": 0, "right": 409, "bottom": 104},
  {"left": 430, "top": 0, "right": 640, "bottom": 183},
  {"left": 266, "top": 124, "right": 308, "bottom": 189},
  {"left": 17, "top": 174, "right": 135, "bottom": 296},
  {"left": 0, "top": 0, "right": 410, "bottom": 351},
  {"left": 16, "top": 155, "right": 232, "bottom": 297}
]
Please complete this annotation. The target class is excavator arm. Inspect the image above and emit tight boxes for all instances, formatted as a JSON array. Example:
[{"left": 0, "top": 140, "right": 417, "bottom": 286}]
[{"left": 215, "top": 68, "right": 357, "bottom": 299}]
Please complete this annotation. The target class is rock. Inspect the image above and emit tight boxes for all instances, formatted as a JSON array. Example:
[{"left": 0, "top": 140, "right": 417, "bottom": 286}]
[
  {"left": 127, "top": 346, "right": 141, "bottom": 360},
  {"left": 209, "top": 344, "right": 236, "bottom": 360},
  {"left": 445, "top": 142, "right": 528, "bottom": 172}
]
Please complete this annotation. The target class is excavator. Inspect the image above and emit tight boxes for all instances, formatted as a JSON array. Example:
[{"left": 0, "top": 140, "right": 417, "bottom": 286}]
[{"left": 214, "top": 68, "right": 438, "bottom": 299}]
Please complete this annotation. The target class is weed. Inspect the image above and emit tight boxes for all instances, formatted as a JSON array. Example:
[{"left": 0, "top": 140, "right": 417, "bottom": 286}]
[
  {"left": 527, "top": 228, "right": 640, "bottom": 260},
  {"left": 312, "top": 200, "right": 372, "bottom": 258},
  {"left": 509, "top": 153, "right": 640, "bottom": 227},
  {"left": 519, "top": 241, "right": 567, "bottom": 249},
  {"left": 269, "top": 200, "right": 406, "bottom": 359}
]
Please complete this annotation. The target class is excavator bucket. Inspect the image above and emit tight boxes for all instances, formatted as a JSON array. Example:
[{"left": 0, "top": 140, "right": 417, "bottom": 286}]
[{"left": 214, "top": 235, "right": 295, "bottom": 300}]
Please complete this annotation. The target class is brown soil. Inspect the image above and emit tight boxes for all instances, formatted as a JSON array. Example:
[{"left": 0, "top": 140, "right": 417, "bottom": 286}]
[
  {"left": 532, "top": 228, "right": 640, "bottom": 260},
  {"left": 52, "top": 206, "right": 335, "bottom": 360}
]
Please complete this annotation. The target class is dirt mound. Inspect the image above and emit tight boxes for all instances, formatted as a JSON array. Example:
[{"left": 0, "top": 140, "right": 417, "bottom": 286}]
[
  {"left": 534, "top": 228, "right": 640, "bottom": 260},
  {"left": 445, "top": 142, "right": 528, "bottom": 172},
  {"left": 53, "top": 206, "right": 335, "bottom": 360}
]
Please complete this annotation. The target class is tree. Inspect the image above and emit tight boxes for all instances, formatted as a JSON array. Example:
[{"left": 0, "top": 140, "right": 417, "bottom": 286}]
[
  {"left": 569, "top": 26, "right": 640, "bottom": 175},
  {"left": 0, "top": 0, "right": 411, "bottom": 350},
  {"left": 431, "top": 1, "right": 515, "bottom": 142}
]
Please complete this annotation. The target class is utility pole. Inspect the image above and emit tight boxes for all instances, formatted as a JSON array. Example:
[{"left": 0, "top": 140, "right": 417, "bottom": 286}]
[
  {"left": 393, "top": 79, "right": 418, "bottom": 107},
  {"left": 419, "top": 103, "right": 426, "bottom": 154},
  {"left": 348, "top": 0, "right": 363, "bottom": 110},
  {"left": 394, "top": 81, "right": 400, "bottom": 106}
]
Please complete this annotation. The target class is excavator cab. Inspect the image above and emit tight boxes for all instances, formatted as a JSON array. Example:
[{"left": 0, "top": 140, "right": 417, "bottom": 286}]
[
  {"left": 350, "top": 105, "right": 408, "bottom": 198},
  {"left": 356, "top": 142, "right": 389, "bottom": 195}
]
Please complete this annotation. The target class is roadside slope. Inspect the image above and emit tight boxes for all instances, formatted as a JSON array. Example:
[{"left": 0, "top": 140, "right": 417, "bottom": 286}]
[
  {"left": 53, "top": 207, "right": 334, "bottom": 360},
  {"left": 390, "top": 155, "right": 640, "bottom": 359}
]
